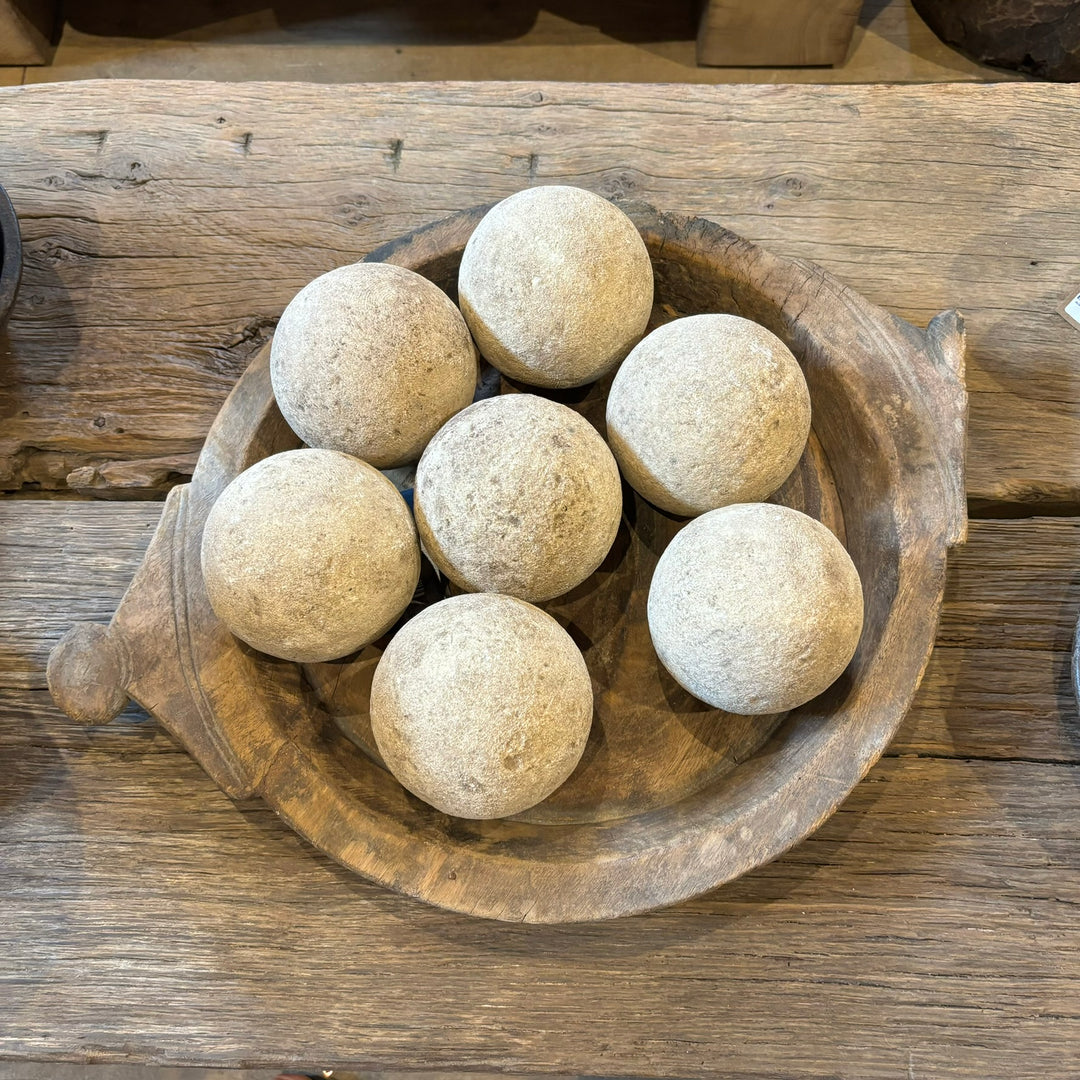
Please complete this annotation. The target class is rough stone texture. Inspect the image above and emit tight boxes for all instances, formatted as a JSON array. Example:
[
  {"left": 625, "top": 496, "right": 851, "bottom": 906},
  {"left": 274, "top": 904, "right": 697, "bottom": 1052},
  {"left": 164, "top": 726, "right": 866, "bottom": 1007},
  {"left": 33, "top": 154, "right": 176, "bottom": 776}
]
[
  {"left": 200, "top": 448, "right": 419, "bottom": 662},
  {"left": 270, "top": 262, "right": 477, "bottom": 468},
  {"left": 414, "top": 393, "right": 622, "bottom": 603},
  {"left": 607, "top": 314, "right": 811, "bottom": 517},
  {"left": 648, "top": 503, "right": 863, "bottom": 714},
  {"left": 912, "top": 0, "right": 1080, "bottom": 81},
  {"left": 370, "top": 592, "right": 594, "bottom": 819},
  {"left": 457, "top": 186, "right": 653, "bottom": 389}
]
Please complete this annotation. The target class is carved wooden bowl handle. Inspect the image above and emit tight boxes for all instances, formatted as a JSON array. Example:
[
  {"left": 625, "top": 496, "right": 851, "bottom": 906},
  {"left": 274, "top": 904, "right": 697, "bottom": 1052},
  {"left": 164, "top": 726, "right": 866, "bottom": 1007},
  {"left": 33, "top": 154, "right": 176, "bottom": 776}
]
[{"left": 47, "top": 622, "right": 131, "bottom": 724}]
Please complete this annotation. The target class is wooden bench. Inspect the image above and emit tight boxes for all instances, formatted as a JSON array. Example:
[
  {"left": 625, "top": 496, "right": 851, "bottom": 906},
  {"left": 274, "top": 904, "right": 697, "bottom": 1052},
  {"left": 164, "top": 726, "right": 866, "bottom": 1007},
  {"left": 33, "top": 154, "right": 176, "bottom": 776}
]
[
  {"left": 698, "top": 0, "right": 863, "bottom": 66},
  {"left": 0, "top": 80, "right": 1077, "bottom": 1078}
]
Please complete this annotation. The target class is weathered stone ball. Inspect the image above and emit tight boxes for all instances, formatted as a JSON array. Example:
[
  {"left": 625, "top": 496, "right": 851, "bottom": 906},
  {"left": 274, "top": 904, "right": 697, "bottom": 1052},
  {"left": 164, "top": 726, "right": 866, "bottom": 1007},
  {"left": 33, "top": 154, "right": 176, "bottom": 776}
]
[
  {"left": 648, "top": 503, "right": 863, "bottom": 714},
  {"left": 457, "top": 185, "right": 654, "bottom": 388},
  {"left": 270, "top": 262, "right": 477, "bottom": 468},
  {"left": 606, "top": 314, "right": 811, "bottom": 517},
  {"left": 200, "top": 448, "right": 420, "bottom": 662},
  {"left": 414, "top": 393, "right": 622, "bottom": 602},
  {"left": 370, "top": 593, "right": 593, "bottom": 819}
]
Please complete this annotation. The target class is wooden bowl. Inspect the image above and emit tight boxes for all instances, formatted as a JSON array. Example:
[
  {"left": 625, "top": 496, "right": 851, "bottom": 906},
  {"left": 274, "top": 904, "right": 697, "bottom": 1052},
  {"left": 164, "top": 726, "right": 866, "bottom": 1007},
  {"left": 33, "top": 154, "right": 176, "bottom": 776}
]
[{"left": 47, "top": 205, "right": 968, "bottom": 923}]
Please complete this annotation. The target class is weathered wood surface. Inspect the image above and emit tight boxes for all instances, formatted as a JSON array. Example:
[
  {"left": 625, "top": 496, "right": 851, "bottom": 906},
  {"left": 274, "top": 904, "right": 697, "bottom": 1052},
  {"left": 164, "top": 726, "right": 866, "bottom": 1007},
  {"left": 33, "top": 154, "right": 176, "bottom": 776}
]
[
  {"left": 2, "top": 501, "right": 1078, "bottom": 1072},
  {"left": 6, "top": 504, "right": 1077, "bottom": 755},
  {"left": 1, "top": 80, "right": 1078, "bottom": 505},
  {"left": 0, "top": 1068, "right": 525, "bottom": 1080},
  {"left": 697, "top": 0, "right": 862, "bottom": 66}
]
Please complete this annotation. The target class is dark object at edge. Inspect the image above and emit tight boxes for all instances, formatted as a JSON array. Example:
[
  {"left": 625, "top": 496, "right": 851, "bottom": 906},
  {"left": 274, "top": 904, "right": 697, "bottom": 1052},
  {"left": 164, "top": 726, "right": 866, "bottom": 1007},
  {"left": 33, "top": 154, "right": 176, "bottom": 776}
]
[
  {"left": 1072, "top": 614, "right": 1080, "bottom": 720},
  {"left": 0, "top": 183, "right": 21, "bottom": 328},
  {"left": 912, "top": 0, "right": 1080, "bottom": 81}
]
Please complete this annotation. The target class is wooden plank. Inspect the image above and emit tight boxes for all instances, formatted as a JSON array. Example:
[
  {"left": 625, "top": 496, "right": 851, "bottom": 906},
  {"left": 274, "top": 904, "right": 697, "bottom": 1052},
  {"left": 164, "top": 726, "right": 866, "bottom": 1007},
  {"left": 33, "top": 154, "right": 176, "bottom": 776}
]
[
  {"left": 0, "top": 80, "right": 1074, "bottom": 504},
  {"left": 0, "top": 502, "right": 157, "bottom": 689},
  {"left": 697, "top": 0, "right": 862, "bottom": 66},
  {"left": 0, "top": 503, "right": 1077, "bottom": 1071},
  {"left": 895, "top": 518, "right": 1080, "bottom": 763},
  {"left": 0, "top": 1068, "right": 549, "bottom": 1080},
  {"left": 0, "top": 691, "right": 1076, "bottom": 1077},
  {"left": 4, "top": 503, "right": 1078, "bottom": 762},
  {"left": 0, "top": 1066, "right": 275, "bottom": 1080},
  {"left": 898, "top": 642, "right": 1080, "bottom": 763}
]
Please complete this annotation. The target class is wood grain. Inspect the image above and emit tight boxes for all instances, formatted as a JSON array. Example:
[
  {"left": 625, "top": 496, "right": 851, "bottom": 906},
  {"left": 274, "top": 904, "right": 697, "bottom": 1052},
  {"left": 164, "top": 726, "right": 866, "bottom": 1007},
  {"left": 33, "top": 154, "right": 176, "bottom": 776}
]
[
  {"left": 0, "top": 1068, "right": 535, "bottom": 1080},
  {"left": 5, "top": 502, "right": 1077, "bottom": 755},
  {"left": 1, "top": 502, "right": 1077, "bottom": 1071},
  {"left": 0, "top": 80, "right": 1076, "bottom": 504},
  {"left": 0, "top": 721, "right": 1076, "bottom": 1077},
  {"left": 697, "top": 0, "right": 862, "bottom": 66},
  {"left": 0, "top": 501, "right": 156, "bottom": 690}
]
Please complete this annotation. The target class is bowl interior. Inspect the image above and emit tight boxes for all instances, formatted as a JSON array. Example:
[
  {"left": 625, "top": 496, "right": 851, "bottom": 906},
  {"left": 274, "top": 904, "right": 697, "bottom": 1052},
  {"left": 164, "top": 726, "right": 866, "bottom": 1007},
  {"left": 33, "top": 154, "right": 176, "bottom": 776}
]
[
  {"left": 282, "top": 239, "right": 868, "bottom": 834},
  {"left": 180, "top": 207, "right": 951, "bottom": 921}
]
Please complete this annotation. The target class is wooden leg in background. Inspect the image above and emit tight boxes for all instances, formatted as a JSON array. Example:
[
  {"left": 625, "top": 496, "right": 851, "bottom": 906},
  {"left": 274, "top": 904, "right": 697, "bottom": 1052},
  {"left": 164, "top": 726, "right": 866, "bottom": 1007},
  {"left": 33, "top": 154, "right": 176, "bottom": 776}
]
[
  {"left": 0, "top": 0, "right": 57, "bottom": 66},
  {"left": 697, "top": 0, "right": 863, "bottom": 67}
]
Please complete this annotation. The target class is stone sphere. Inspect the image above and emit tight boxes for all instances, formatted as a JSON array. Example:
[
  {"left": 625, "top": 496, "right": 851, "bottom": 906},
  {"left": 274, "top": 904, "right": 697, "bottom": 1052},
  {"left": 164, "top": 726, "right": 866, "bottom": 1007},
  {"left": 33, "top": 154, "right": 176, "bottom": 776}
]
[
  {"left": 370, "top": 593, "right": 593, "bottom": 819},
  {"left": 270, "top": 262, "right": 477, "bottom": 468},
  {"left": 200, "top": 448, "right": 420, "bottom": 662},
  {"left": 457, "top": 185, "right": 653, "bottom": 388},
  {"left": 606, "top": 314, "right": 811, "bottom": 517},
  {"left": 414, "top": 393, "right": 622, "bottom": 603},
  {"left": 648, "top": 503, "right": 863, "bottom": 715}
]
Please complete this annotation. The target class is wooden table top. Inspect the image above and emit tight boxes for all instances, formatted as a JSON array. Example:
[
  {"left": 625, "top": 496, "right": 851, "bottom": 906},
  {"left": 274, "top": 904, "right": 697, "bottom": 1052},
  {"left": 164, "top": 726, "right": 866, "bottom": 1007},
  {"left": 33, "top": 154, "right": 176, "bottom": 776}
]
[{"left": 0, "top": 80, "right": 1077, "bottom": 1079}]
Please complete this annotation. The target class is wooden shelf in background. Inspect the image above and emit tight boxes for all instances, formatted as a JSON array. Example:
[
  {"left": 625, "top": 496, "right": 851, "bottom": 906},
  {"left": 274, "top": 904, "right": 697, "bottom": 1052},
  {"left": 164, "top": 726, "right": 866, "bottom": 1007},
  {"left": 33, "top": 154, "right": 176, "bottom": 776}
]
[
  {"left": 698, "top": 0, "right": 863, "bottom": 66},
  {"left": 0, "top": 0, "right": 55, "bottom": 65}
]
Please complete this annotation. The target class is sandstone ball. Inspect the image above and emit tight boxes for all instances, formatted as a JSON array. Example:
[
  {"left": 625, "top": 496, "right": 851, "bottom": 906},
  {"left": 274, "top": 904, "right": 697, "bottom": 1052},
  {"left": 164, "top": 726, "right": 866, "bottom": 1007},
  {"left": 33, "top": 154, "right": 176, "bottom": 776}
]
[
  {"left": 457, "top": 185, "right": 653, "bottom": 388},
  {"left": 370, "top": 593, "right": 594, "bottom": 819},
  {"left": 414, "top": 393, "right": 622, "bottom": 603},
  {"left": 200, "top": 448, "right": 420, "bottom": 662},
  {"left": 648, "top": 503, "right": 863, "bottom": 714},
  {"left": 606, "top": 314, "right": 811, "bottom": 517},
  {"left": 271, "top": 262, "right": 477, "bottom": 468}
]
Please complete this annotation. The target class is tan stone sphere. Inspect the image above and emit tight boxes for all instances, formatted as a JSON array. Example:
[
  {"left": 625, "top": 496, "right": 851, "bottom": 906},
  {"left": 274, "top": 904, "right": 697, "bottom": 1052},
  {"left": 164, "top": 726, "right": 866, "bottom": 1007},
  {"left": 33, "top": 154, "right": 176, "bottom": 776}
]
[
  {"left": 648, "top": 503, "right": 864, "bottom": 715},
  {"left": 457, "top": 185, "right": 654, "bottom": 388},
  {"left": 370, "top": 593, "right": 593, "bottom": 819},
  {"left": 200, "top": 448, "right": 420, "bottom": 662},
  {"left": 606, "top": 314, "right": 811, "bottom": 517},
  {"left": 414, "top": 393, "right": 623, "bottom": 603},
  {"left": 270, "top": 262, "right": 478, "bottom": 468}
]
